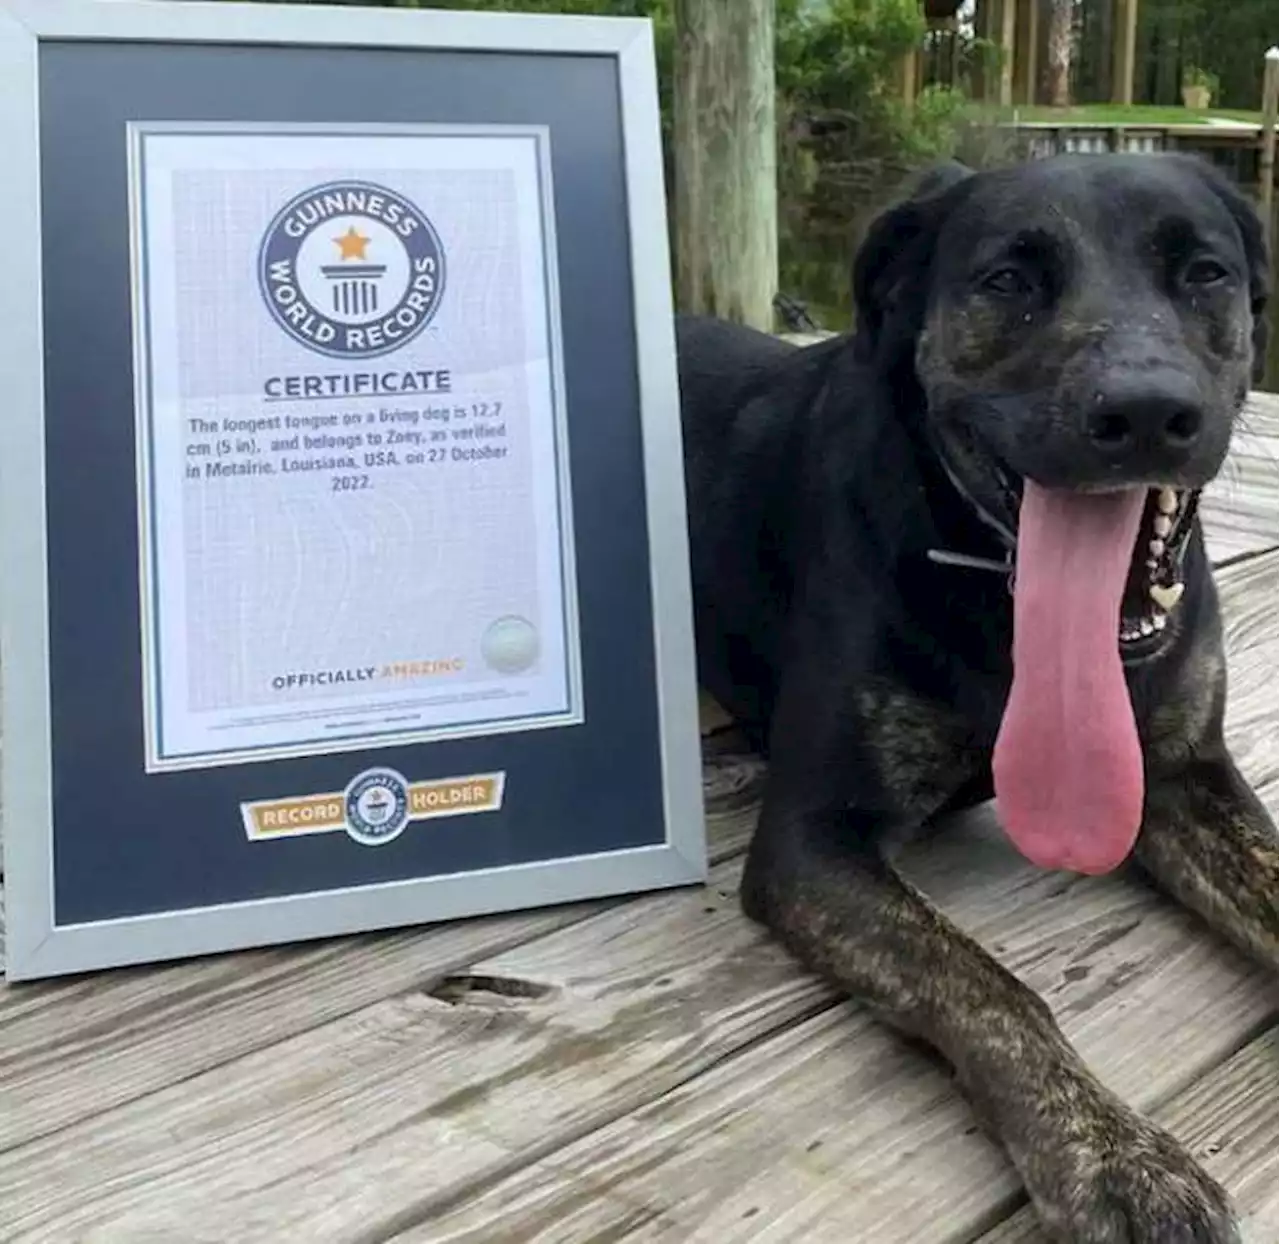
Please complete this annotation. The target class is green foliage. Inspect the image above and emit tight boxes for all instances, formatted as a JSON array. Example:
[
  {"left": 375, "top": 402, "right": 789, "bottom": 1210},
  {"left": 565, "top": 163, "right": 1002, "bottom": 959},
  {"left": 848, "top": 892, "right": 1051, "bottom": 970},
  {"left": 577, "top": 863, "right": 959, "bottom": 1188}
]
[
  {"left": 385, "top": 0, "right": 668, "bottom": 23},
  {"left": 255, "top": 0, "right": 967, "bottom": 188},
  {"left": 1134, "top": 0, "right": 1275, "bottom": 110},
  {"left": 280, "top": 0, "right": 956, "bottom": 149},
  {"left": 775, "top": 0, "right": 924, "bottom": 113},
  {"left": 1181, "top": 64, "right": 1218, "bottom": 95},
  {"left": 236, "top": 0, "right": 978, "bottom": 328},
  {"left": 903, "top": 83, "right": 969, "bottom": 156}
]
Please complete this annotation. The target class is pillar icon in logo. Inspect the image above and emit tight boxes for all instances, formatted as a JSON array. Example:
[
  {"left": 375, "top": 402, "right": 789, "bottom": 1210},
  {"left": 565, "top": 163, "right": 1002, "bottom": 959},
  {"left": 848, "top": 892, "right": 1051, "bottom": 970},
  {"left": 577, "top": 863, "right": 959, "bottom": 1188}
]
[
  {"left": 258, "top": 179, "right": 446, "bottom": 360},
  {"left": 343, "top": 767, "right": 411, "bottom": 846}
]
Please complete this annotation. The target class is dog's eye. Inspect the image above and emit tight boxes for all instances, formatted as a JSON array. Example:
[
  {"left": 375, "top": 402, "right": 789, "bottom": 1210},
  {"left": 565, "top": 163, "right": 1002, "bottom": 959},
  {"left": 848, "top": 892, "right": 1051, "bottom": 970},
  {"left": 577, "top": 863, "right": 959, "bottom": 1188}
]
[
  {"left": 980, "top": 267, "right": 1033, "bottom": 298},
  {"left": 1183, "top": 257, "right": 1229, "bottom": 286}
]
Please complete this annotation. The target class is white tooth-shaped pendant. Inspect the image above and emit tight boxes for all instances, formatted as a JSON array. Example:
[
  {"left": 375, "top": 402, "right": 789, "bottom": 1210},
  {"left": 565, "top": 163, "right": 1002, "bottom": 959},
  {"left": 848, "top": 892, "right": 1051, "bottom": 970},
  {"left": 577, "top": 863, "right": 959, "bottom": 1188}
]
[
  {"left": 1150, "top": 581, "right": 1185, "bottom": 612},
  {"left": 1153, "top": 514, "right": 1173, "bottom": 538},
  {"left": 1157, "top": 488, "right": 1178, "bottom": 515},
  {"left": 1153, "top": 613, "right": 1168, "bottom": 631},
  {"left": 1149, "top": 539, "right": 1165, "bottom": 557},
  {"left": 1140, "top": 618, "right": 1154, "bottom": 636}
]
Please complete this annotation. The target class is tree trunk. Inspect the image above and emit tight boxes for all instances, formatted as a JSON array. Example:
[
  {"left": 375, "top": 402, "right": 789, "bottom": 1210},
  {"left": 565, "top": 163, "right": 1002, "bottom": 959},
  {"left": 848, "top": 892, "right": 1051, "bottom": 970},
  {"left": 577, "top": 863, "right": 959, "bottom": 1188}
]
[
  {"left": 1014, "top": 0, "right": 1039, "bottom": 106},
  {"left": 1094, "top": 0, "right": 1114, "bottom": 101},
  {"left": 673, "top": 0, "right": 777, "bottom": 330},
  {"left": 1110, "top": 0, "right": 1137, "bottom": 104},
  {"left": 1045, "top": 0, "right": 1074, "bottom": 106},
  {"left": 972, "top": 0, "right": 991, "bottom": 100},
  {"left": 1153, "top": 6, "right": 1179, "bottom": 106},
  {"left": 998, "top": 0, "right": 1018, "bottom": 107}
]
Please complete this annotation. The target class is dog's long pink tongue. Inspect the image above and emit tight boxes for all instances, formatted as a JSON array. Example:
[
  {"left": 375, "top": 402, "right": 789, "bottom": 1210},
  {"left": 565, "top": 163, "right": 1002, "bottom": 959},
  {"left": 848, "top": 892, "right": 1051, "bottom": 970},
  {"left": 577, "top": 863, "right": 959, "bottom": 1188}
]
[{"left": 993, "top": 483, "right": 1147, "bottom": 874}]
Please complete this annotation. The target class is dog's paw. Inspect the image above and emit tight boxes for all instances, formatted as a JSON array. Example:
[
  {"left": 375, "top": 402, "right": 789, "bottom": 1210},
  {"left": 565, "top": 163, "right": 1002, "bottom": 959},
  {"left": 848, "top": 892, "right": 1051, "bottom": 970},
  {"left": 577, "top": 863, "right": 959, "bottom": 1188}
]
[{"left": 1029, "top": 1115, "right": 1241, "bottom": 1243}]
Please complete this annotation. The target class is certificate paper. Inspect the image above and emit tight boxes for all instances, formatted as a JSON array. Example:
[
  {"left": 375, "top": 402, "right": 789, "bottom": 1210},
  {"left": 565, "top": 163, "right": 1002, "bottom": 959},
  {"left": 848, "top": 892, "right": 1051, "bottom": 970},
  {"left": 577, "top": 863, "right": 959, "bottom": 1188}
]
[{"left": 128, "top": 124, "right": 582, "bottom": 772}]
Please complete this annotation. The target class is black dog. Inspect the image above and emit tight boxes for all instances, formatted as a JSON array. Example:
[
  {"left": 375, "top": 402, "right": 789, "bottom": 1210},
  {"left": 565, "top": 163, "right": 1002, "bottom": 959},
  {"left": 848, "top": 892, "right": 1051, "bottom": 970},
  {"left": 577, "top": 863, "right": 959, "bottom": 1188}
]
[{"left": 676, "top": 152, "right": 1276, "bottom": 1242}]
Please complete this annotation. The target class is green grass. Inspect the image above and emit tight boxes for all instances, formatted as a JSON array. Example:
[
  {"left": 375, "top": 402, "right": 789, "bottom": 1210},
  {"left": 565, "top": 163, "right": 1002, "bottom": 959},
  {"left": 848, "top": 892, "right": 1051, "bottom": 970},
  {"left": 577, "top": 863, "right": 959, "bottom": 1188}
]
[{"left": 973, "top": 103, "right": 1263, "bottom": 127}]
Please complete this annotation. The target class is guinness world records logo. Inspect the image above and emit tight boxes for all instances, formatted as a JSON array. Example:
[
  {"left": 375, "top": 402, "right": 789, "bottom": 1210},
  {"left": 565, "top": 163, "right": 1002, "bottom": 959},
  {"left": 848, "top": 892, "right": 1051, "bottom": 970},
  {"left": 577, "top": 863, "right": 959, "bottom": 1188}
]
[
  {"left": 343, "top": 767, "right": 411, "bottom": 846},
  {"left": 258, "top": 179, "right": 445, "bottom": 360}
]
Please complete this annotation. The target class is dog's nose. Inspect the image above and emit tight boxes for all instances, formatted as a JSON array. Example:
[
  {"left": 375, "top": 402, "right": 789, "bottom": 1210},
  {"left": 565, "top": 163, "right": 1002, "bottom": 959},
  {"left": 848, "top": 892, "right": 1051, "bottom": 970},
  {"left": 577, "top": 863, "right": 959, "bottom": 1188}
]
[{"left": 1084, "top": 375, "right": 1204, "bottom": 463}]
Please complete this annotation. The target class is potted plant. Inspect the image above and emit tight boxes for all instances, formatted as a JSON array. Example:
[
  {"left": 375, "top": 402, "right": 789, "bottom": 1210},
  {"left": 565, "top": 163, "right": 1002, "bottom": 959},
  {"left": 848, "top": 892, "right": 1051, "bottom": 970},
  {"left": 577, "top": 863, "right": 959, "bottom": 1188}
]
[{"left": 1181, "top": 66, "right": 1217, "bottom": 110}]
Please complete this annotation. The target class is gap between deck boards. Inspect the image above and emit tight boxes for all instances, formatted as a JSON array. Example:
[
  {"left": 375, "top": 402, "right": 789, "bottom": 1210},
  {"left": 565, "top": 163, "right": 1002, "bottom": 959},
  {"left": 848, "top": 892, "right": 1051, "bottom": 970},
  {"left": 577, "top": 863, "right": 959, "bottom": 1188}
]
[
  {"left": 0, "top": 402, "right": 1274, "bottom": 1242},
  {"left": 0, "top": 549, "right": 1270, "bottom": 1244}
]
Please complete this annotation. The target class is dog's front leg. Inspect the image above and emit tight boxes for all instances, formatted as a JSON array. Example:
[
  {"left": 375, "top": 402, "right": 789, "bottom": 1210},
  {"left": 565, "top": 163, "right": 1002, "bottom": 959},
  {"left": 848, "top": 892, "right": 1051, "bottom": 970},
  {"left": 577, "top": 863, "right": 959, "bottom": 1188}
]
[
  {"left": 744, "top": 809, "right": 1243, "bottom": 1242},
  {"left": 1135, "top": 748, "right": 1278, "bottom": 969}
]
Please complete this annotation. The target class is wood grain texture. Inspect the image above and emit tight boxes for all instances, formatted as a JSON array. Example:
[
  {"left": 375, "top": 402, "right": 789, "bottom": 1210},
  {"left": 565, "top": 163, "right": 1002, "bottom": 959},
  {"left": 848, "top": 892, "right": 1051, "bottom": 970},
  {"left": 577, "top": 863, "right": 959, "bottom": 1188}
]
[
  {"left": 672, "top": 0, "right": 778, "bottom": 329},
  {"left": 379, "top": 552, "right": 1277, "bottom": 1243},
  {"left": 3, "top": 837, "right": 1268, "bottom": 1244},
  {"left": 1219, "top": 547, "right": 1280, "bottom": 651},
  {"left": 0, "top": 394, "right": 1271, "bottom": 1243},
  {"left": 976, "top": 1029, "right": 1279, "bottom": 1244},
  {"left": 1201, "top": 393, "right": 1279, "bottom": 565},
  {"left": 0, "top": 851, "right": 828, "bottom": 1242},
  {"left": 0, "top": 908, "right": 605, "bottom": 1152},
  {"left": 404, "top": 1016, "right": 1279, "bottom": 1244},
  {"left": 0, "top": 781, "right": 756, "bottom": 1154},
  {"left": 1218, "top": 550, "right": 1280, "bottom": 815},
  {"left": 377, "top": 821, "right": 1275, "bottom": 1244},
  {"left": 6, "top": 540, "right": 1269, "bottom": 1243}
]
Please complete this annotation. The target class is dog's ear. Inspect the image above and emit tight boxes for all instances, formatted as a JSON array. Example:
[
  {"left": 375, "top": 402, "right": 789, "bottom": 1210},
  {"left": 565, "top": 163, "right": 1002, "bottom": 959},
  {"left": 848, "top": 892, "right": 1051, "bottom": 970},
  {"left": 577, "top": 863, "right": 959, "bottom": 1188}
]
[
  {"left": 1184, "top": 156, "right": 1271, "bottom": 383},
  {"left": 852, "top": 163, "right": 974, "bottom": 363}
]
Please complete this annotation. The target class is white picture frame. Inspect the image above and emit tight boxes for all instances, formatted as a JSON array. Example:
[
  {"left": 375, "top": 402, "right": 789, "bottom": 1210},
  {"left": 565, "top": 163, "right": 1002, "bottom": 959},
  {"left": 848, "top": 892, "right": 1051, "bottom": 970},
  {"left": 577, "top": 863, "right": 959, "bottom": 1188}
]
[{"left": 0, "top": 0, "right": 706, "bottom": 981}]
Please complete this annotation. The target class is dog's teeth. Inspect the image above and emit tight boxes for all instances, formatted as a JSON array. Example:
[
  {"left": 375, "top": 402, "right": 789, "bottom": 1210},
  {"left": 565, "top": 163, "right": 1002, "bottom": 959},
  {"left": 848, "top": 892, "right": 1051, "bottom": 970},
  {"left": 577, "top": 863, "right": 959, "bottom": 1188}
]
[
  {"left": 1152, "top": 612, "right": 1168, "bottom": 631},
  {"left": 1156, "top": 488, "right": 1178, "bottom": 515},
  {"left": 1149, "top": 539, "right": 1165, "bottom": 557},
  {"left": 1149, "top": 581, "right": 1184, "bottom": 611},
  {"left": 1153, "top": 514, "right": 1173, "bottom": 538}
]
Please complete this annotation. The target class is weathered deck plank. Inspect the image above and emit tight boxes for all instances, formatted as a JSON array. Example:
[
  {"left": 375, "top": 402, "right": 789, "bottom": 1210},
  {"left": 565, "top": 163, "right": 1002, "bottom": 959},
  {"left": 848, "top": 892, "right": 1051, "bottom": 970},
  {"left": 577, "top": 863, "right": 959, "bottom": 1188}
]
[
  {"left": 1, "top": 549, "right": 1269, "bottom": 1244},
  {"left": 1201, "top": 392, "right": 1280, "bottom": 565},
  {"left": 0, "top": 795, "right": 755, "bottom": 1151},
  {"left": 977, "top": 1028, "right": 1280, "bottom": 1244},
  {"left": 383, "top": 568, "right": 1276, "bottom": 1242},
  {"left": 0, "top": 838, "right": 1268, "bottom": 1244},
  {"left": 0, "top": 386, "right": 1273, "bottom": 1242},
  {"left": 0, "top": 852, "right": 824, "bottom": 1241},
  {"left": 387, "top": 998, "right": 1276, "bottom": 1244},
  {"left": 1217, "top": 550, "right": 1280, "bottom": 804}
]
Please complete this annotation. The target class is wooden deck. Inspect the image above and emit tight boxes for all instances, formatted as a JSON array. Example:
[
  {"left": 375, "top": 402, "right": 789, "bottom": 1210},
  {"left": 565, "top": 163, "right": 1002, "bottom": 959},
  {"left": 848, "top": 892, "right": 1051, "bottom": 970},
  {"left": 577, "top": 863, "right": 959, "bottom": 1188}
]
[{"left": 1, "top": 395, "right": 1276, "bottom": 1244}]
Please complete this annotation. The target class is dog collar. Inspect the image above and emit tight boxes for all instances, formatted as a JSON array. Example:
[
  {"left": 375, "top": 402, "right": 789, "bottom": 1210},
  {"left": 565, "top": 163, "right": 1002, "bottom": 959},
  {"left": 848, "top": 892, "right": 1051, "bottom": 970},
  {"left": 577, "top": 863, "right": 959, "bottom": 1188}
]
[
  {"left": 925, "top": 439, "right": 1201, "bottom": 598},
  {"left": 925, "top": 433, "right": 1017, "bottom": 584}
]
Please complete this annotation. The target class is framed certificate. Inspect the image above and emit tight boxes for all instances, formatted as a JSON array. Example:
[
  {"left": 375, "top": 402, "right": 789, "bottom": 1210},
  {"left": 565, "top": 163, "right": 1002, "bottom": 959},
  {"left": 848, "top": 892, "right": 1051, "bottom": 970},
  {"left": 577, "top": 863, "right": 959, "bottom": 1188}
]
[{"left": 0, "top": 0, "right": 706, "bottom": 980}]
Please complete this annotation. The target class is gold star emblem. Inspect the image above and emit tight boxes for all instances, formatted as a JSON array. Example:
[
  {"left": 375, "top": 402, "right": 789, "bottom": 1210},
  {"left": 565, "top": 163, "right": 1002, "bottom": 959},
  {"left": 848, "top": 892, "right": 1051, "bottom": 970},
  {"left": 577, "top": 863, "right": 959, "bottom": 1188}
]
[{"left": 333, "top": 226, "right": 371, "bottom": 261}]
